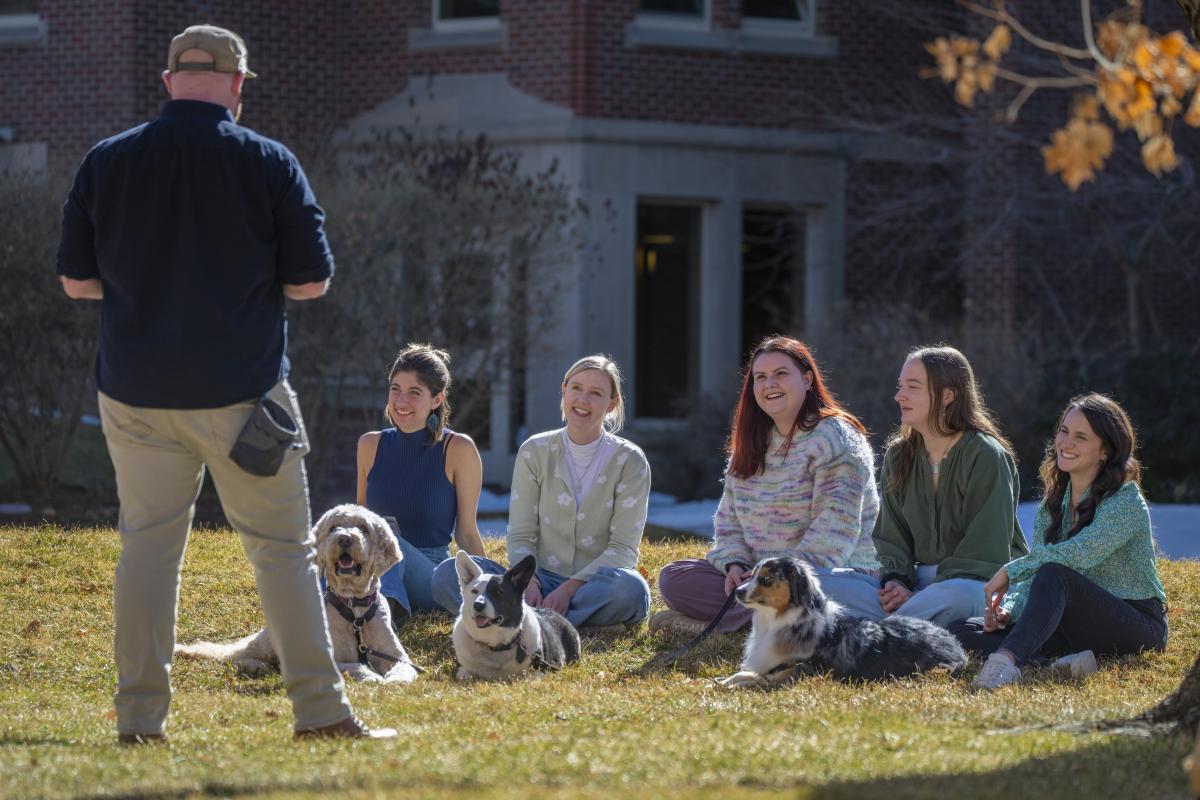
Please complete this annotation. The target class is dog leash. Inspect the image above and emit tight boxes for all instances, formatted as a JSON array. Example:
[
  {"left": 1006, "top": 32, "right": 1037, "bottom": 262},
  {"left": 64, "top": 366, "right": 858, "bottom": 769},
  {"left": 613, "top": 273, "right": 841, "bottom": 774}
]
[
  {"left": 484, "top": 632, "right": 559, "bottom": 671},
  {"left": 324, "top": 589, "right": 425, "bottom": 673},
  {"left": 641, "top": 590, "right": 740, "bottom": 671}
]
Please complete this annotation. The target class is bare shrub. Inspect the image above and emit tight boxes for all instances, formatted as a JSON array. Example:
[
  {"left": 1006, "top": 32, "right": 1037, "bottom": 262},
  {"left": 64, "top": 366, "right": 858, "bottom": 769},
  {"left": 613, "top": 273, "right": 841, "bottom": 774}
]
[
  {"left": 0, "top": 172, "right": 98, "bottom": 502},
  {"left": 288, "top": 130, "right": 584, "bottom": 492}
]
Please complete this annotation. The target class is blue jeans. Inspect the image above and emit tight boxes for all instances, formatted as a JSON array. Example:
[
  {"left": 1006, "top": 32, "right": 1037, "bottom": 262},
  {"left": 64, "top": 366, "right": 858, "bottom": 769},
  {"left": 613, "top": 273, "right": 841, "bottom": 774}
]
[
  {"left": 834, "top": 564, "right": 987, "bottom": 626},
  {"left": 949, "top": 563, "right": 1168, "bottom": 665},
  {"left": 379, "top": 539, "right": 451, "bottom": 614},
  {"left": 430, "top": 555, "right": 650, "bottom": 628}
]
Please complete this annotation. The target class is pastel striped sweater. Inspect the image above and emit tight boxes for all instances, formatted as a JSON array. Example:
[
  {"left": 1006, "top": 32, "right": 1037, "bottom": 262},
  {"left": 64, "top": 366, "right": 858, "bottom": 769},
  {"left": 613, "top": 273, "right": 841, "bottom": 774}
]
[{"left": 707, "top": 417, "right": 881, "bottom": 573}]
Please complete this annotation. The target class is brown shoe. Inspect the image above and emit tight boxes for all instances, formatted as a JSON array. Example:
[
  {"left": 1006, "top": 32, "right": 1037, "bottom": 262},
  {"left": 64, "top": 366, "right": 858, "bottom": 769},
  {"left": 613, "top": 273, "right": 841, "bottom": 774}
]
[
  {"left": 294, "top": 716, "right": 397, "bottom": 740},
  {"left": 117, "top": 732, "right": 169, "bottom": 746}
]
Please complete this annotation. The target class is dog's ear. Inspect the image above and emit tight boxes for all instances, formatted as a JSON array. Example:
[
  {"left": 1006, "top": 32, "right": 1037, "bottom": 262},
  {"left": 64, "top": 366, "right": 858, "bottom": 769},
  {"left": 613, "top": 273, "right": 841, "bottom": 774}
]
[
  {"left": 455, "top": 549, "right": 482, "bottom": 585},
  {"left": 788, "top": 559, "right": 822, "bottom": 609},
  {"left": 505, "top": 555, "right": 537, "bottom": 593},
  {"left": 364, "top": 512, "right": 401, "bottom": 577},
  {"left": 311, "top": 505, "right": 342, "bottom": 550}
]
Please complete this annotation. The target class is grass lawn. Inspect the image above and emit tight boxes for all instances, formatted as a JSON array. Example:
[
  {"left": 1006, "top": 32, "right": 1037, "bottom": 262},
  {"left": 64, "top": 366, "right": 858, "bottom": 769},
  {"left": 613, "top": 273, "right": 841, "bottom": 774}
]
[{"left": 0, "top": 526, "right": 1196, "bottom": 800}]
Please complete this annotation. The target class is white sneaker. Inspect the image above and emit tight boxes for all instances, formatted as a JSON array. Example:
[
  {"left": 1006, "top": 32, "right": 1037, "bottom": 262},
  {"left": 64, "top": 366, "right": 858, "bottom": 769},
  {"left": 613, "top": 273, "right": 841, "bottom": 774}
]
[
  {"left": 971, "top": 652, "right": 1022, "bottom": 690},
  {"left": 1049, "top": 650, "right": 1098, "bottom": 678}
]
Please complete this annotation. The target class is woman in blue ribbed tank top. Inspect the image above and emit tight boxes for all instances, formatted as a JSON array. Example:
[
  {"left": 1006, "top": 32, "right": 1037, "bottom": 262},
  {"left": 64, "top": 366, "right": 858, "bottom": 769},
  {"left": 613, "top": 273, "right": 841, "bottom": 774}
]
[{"left": 357, "top": 345, "right": 487, "bottom": 623}]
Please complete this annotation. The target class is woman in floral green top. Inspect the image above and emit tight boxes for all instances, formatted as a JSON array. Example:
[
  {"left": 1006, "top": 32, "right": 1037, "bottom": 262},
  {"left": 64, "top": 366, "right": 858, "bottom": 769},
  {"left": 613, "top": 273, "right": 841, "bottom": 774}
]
[{"left": 952, "top": 394, "right": 1168, "bottom": 689}]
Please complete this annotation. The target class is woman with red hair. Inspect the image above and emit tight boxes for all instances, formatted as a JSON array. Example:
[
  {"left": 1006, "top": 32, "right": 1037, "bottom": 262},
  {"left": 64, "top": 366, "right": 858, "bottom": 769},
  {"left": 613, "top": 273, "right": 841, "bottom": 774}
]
[{"left": 651, "top": 336, "right": 882, "bottom": 634}]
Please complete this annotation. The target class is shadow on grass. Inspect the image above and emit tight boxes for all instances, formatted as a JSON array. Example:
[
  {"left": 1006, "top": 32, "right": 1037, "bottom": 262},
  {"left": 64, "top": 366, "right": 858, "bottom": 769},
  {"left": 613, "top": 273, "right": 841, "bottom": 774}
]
[{"left": 808, "top": 733, "right": 1194, "bottom": 800}]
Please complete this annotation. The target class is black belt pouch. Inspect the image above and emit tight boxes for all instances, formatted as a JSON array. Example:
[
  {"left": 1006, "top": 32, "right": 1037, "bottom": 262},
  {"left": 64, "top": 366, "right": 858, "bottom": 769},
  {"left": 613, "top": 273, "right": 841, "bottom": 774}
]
[{"left": 229, "top": 396, "right": 301, "bottom": 477}]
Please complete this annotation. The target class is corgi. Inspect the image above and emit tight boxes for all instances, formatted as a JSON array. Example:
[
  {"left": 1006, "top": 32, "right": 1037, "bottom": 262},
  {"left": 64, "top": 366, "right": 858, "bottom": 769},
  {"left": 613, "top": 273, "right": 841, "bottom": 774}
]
[{"left": 451, "top": 552, "right": 581, "bottom": 681}]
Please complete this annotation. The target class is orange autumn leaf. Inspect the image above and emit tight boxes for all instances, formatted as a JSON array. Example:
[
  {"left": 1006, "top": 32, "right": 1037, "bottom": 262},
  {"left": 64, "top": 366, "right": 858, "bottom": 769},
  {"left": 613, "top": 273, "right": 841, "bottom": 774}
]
[
  {"left": 1142, "top": 134, "right": 1180, "bottom": 175},
  {"left": 925, "top": 38, "right": 958, "bottom": 82},
  {"left": 1042, "top": 118, "right": 1114, "bottom": 191},
  {"left": 1075, "top": 95, "right": 1101, "bottom": 121},
  {"left": 1185, "top": 92, "right": 1200, "bottom": 126},
  {"left": 1160, "top": 31, "right": 1187, "bottom": 58},
  {"left": 983, "top": 25, "right": 1012, "bottom": 60}
]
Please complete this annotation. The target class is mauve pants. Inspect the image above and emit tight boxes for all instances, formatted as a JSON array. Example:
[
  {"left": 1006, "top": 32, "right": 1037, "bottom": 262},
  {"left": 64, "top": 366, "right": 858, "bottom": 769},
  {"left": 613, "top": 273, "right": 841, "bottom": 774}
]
[{"left": 658, "top": 558, "right": 884, "bottom": 632}]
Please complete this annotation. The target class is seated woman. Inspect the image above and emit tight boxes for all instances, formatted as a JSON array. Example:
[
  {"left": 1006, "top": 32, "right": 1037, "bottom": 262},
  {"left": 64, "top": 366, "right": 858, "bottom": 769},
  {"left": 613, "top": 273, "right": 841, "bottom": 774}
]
[
  {"left": 870, "top": 345, "right": 1028, "bottom": 627},
  {"left": 651, "top": 335, "right": 882, "bottom": 635},
  {"left": 431, "top": 354, "right": 651, "bottom": 631},
  {"left": 952, "top": 393, "right": 1168, "bottom": 689},
  {"left": 357, "top": 344, "right": 487, "bottom": 623}
]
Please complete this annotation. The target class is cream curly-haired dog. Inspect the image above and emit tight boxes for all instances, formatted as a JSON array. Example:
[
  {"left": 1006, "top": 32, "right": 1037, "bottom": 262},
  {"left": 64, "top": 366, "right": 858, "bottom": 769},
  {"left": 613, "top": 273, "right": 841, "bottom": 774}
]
[{"left": 177, "top": 504, "right": 418, "bottom": 684}]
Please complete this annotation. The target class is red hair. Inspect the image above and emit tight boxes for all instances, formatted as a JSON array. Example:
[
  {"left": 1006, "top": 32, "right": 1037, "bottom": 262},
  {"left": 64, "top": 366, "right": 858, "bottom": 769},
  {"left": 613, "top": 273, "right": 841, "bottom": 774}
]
[{"left": 727, "top": 336, "right": 866, "bottom": 479}]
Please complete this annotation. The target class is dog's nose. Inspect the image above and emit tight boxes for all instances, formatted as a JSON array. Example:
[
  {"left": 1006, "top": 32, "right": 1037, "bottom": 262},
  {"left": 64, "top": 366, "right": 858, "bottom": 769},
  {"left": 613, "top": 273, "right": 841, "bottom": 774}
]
[
  {"left": 472, "top": 596, "right": 487, "bottom": 612},
  {"left": 735, "top": 586, "right": 748, "bottom": 601}
]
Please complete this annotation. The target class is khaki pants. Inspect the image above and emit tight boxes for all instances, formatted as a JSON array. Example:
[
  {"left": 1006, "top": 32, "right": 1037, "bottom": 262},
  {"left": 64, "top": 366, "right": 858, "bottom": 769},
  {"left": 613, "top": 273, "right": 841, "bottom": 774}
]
[{"left": 98, "top": 381, "right": 352, "bottom": 735}]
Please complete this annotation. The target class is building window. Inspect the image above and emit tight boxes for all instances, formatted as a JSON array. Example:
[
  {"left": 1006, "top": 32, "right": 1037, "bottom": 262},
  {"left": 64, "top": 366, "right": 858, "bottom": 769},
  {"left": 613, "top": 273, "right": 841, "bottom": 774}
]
[
  {"left": 742, "top": 0, "right": 814, "bottom": 34},
  {"left": 433, "top": 0, "right": 499, "bottom": 30},
  {"left": 635, "top": 203, "right": 701, "bottom": 419},
  {"left": 636, "top": 0, "right": 711, "bottom": 30},
  {"left": 0, "top": 0, "right": 44, "bottom": 46},
  {"left": 742, "top": 206, "right": 803, "bottom": 355}
]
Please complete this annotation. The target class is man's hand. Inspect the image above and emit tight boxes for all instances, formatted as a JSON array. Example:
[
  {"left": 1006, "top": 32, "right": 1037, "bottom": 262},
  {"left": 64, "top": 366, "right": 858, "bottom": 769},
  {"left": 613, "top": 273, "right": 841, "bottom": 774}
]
[
  {"left": 878, "top": 580, "right": 913, "bottom": 613},
  {"left": 60, "top": 276, "right": 103, "bottom": 300},
  {"left": 282, "top": 279, "right": 329, "bottom": 301}
]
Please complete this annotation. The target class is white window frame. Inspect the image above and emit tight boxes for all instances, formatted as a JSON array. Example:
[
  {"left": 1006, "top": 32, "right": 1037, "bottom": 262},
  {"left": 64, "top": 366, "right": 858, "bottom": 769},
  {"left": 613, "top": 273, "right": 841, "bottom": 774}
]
[
  {"left": 634, "top": 0, "right": 712, "bottom": 32},
  {"left": 741, "top": 0, "right": 814, "bottom": 37},
  {"left": 432, "top": 0, "right": 500, "bottom": 33}
]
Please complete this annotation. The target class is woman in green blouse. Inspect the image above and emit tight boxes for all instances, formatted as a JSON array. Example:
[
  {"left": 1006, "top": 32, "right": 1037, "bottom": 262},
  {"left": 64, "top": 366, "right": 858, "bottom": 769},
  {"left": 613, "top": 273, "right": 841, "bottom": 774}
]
[
  {"left": 870, "top": 345, "right": 1028, "bottom": 626},
  {"left": 955, "top": 394, "right": 1167, "bottom": 689}
]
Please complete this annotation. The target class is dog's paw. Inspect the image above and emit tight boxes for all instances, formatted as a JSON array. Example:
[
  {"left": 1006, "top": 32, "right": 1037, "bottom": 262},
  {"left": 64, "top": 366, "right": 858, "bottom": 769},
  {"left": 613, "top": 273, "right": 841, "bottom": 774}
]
[
  {"left": 382, "top": 662, "right": 419, "bottom": 684},
  {"left": 455, "top": 665, "right": 475, "bottom": 682},
  {"left": 234, "top": 658, "right": 273, "bottom": 678},
  {"left": 717, "top": 670, "right": 765, "bottom": 689}
]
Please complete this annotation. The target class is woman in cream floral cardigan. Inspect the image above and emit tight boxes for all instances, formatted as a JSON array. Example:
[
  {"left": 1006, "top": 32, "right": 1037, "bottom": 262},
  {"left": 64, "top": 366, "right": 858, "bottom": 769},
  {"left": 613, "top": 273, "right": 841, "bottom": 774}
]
[{"left": 431, "top": 354, "right": 651, "bottom": 630}]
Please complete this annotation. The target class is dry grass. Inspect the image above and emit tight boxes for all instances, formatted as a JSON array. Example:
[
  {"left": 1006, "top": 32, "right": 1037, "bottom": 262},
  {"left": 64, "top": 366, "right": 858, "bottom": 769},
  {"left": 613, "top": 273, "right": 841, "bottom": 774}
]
[{"left": 0, "top": 525, "right": 1196, "bottom": 799}]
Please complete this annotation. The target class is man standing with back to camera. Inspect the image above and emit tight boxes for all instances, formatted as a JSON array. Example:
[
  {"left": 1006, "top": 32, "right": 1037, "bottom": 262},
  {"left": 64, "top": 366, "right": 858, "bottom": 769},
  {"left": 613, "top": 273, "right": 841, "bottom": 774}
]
[{"left": 56, "top": 24, "right": 393, "bottom": 742}]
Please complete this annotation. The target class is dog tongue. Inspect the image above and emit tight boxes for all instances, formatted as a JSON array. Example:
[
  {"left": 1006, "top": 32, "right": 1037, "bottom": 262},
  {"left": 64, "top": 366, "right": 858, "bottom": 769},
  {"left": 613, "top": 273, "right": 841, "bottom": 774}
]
[{"left": 473, "top": 615, "right": 492, "bottom": 628}]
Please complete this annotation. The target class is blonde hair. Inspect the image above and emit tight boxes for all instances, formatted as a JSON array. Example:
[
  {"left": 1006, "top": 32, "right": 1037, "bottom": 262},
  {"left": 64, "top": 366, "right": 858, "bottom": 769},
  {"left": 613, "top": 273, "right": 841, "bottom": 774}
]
[{"left": 560, "top": 354, "right": 625, "bottom": 434}]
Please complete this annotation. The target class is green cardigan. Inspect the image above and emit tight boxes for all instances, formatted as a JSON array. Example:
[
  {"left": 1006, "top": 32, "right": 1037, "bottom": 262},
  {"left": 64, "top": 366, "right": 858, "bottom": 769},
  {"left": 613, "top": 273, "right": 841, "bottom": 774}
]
[
  {"left": 507, "top": 428, "right": 651, "bottom": 581},
  {"left": 873, "top": 430, "right": 1028, "bottom": 586},
  {"left": 1003, "top": 481, "right": 1166, "bottom": 619}
]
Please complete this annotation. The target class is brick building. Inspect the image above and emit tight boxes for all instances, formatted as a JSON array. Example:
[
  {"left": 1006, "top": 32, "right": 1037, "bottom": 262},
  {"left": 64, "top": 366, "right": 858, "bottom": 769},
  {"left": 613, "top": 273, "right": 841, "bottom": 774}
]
[{"left": 4, "top": 1, "right": 1194, "bottom": 493}]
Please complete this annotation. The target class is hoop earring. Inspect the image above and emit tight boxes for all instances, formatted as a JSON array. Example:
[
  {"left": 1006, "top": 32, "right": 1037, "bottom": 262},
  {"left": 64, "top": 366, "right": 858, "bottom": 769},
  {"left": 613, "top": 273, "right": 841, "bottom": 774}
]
[{"left": 425, "top": 411, "right": 440, "bottom": 437}]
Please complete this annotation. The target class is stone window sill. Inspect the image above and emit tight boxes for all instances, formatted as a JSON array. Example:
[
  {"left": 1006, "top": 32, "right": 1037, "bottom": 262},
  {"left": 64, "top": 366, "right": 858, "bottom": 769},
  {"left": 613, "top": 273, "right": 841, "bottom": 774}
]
[
  {"left": 409, "top": 21, "right": 507, "bottom": 52},
  {"left": 624, "top": 21, "right": 837, "bottom": 58},
  {"left": 0, "top": 13, "right": 46, "bottom": 46}
]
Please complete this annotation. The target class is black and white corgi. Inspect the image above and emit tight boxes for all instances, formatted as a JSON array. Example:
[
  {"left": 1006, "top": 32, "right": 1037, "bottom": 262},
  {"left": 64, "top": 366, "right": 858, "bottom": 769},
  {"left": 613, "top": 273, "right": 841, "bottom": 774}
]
[
  {"left": 451, "top": 551, "right": 581, "bottom": 681},
  {"left": 719, "top": 556, "right": 967, "bottom": 687}
]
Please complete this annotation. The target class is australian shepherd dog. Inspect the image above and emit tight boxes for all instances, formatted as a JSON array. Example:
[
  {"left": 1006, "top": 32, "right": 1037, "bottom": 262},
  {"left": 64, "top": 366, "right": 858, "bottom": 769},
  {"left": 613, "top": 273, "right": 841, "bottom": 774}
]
[{"left": 718, "top": 557, "right": 967, "bottom": 687}]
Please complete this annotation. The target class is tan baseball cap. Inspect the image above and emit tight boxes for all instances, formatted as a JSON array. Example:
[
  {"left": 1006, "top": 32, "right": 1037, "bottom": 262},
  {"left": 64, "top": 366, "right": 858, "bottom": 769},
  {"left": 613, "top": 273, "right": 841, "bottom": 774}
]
[{"left": 168, "top": 24, "right": 257, "bottom": 78}]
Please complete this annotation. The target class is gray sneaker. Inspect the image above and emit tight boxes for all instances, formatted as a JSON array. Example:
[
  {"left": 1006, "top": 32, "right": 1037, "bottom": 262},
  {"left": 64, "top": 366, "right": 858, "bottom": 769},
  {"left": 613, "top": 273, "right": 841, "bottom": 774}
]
[
  {"left": 971, "top": 652, "right": 1022, "bottom": 690},
  {"left": 1049, "top": 650, "right": 1098, "bottom": 678}
]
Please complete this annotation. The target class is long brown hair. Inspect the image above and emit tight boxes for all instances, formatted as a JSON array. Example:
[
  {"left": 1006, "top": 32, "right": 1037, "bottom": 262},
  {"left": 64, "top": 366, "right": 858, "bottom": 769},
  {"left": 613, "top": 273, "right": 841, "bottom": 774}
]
[
  {"left": 385, "top": 343, "right": 452, "bottom": 444},
  {"left": 1039, "top": 393, "right": 1141, "bottom": 544},
  {"left": 727, "top": 336, "right": 866, "bottom": 479},
  {"left": 885, "top": 345, "right": 1014, "bottom": 492}
]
